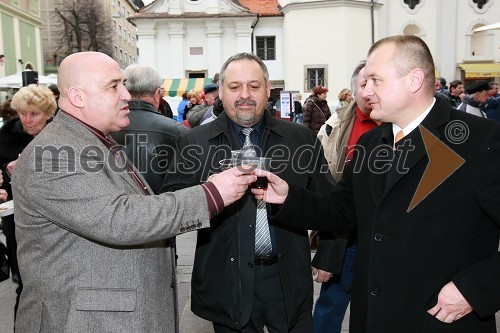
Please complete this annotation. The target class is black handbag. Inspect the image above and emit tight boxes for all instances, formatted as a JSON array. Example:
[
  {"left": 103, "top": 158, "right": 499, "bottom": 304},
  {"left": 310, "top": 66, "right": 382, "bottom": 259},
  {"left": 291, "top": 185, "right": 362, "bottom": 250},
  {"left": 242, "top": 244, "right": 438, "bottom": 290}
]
[{"left": 0, "top": 240, "right": 9, "bottom": 282}]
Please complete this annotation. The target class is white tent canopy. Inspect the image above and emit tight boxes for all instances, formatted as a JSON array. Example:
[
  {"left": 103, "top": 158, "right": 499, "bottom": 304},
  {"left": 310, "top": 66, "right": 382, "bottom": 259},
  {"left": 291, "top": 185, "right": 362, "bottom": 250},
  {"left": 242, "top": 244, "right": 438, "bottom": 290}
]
[{"left": 0, "top": 71, "right": 57, "bottom": 90}]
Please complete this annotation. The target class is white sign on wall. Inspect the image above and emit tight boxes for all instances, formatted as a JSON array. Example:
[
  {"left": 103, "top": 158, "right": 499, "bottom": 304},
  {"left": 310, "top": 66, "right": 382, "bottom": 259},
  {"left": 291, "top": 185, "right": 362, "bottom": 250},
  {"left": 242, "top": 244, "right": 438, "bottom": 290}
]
[
  {"left": 279, "top": 91, "right": 300, "bottom": 119},
  {"left": 280, "top": 91, "right": 291, "bottom": 118}
]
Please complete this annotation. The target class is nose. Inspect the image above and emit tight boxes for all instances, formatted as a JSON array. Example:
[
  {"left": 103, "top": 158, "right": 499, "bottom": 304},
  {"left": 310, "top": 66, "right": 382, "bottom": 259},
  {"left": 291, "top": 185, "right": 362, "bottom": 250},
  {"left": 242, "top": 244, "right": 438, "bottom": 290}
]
[
  {"left": 240, "top": 85, "right": 251, "bottom": 98},
  {"left": 362, "top": 82, "right": 373, "bottom": 99},
  {"left": 121, "top": 85, "right": 131, "bottom": 101}
]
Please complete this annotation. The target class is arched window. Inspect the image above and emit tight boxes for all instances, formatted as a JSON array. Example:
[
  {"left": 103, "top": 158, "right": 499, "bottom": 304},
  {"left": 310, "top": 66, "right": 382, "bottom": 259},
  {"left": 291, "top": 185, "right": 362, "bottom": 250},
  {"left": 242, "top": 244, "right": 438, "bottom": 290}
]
[
  {"left": 400, "top": 22, "right": 426, "bottom": 39},
  {"left": 464, "top": 21, "right": 494, "bottom": 61},
  {"left": 403, "top": 24, "right": 421, "bottom": 35}
]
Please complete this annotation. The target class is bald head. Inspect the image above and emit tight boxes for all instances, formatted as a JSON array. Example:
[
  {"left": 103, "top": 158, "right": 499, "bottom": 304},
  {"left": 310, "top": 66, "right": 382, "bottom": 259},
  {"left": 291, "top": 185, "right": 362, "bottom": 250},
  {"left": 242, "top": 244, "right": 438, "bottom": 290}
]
[
  {"left": 58, "top": 52, "right": 117, "bottom": 100},
  {"left": 56, "top": 52, "right": 131, "bottom": 134}
]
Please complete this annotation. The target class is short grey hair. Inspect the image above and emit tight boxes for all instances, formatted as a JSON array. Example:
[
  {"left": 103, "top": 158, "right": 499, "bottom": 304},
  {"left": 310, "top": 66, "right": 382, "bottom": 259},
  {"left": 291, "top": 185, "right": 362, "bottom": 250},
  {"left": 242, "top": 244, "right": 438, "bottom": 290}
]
[
  {"left": 350, "top": 60, "right": 366, "bottom": 95},
  {"left": 219, "top": 53, "right": 269, "bottom": 86},
  {"left": 123, "top": 64, "right": 164, "bottom": 98}
]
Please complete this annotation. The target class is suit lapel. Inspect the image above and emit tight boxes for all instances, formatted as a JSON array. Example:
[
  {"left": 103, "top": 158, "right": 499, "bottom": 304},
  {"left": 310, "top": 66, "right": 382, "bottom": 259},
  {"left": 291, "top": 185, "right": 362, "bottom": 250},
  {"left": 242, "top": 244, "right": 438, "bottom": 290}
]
[
  {"left": 384, "top": 127, "right": 427, "bottom": 192},
  {"left": 372, "top": 96, "right": 453, "bottom": 202}
]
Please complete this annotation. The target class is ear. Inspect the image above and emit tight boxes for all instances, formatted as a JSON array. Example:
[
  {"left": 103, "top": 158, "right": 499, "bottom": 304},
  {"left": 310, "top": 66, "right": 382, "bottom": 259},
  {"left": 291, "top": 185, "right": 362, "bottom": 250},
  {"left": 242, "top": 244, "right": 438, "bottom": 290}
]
[
  {"left": 68, "top": 87, "right": 85, "bottom": 108},
  {"left": 408, "top": 68, "right": 425, "bottom": 93},
  {"left": 266, "top": 81, "right": 272, "bottom": 98}
]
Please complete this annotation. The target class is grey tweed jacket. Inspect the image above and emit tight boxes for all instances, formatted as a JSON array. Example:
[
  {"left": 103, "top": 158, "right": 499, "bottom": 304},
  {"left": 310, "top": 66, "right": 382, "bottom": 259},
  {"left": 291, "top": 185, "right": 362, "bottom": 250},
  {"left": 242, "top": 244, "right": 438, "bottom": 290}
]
[{"left": 12, "top": 111, "right": 210, "bottom": 333}]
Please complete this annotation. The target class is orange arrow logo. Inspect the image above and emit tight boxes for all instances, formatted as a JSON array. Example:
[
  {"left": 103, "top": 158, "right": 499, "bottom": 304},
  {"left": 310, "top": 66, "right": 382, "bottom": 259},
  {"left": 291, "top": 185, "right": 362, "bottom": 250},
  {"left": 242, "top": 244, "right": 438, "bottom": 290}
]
[{"left": 407, "top": 125, "right": 465, "bottom": 212}]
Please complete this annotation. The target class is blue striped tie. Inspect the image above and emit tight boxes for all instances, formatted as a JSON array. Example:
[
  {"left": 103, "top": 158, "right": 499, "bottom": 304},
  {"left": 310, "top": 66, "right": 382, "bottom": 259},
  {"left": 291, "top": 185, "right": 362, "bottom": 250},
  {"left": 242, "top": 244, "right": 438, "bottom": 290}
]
[{"left": 241, "top": 128, "right": 272, "bottom": 255}]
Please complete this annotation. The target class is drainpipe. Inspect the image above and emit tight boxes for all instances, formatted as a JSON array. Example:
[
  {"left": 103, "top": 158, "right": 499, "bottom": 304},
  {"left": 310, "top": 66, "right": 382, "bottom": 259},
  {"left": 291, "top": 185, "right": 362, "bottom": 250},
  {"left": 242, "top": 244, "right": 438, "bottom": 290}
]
[
  {"left": 251, "top": 15, "right": 260, "bottom": 53},
  {"left": 370, "top": 0, "right": 375, "bottom": 45}
]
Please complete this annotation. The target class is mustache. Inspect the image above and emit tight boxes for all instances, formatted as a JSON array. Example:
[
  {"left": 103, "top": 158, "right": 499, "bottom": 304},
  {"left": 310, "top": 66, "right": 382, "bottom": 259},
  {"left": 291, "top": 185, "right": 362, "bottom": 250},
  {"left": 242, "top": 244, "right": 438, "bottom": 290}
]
[{"left": 234, "top": 99, "right": 257, "bottom": 107}]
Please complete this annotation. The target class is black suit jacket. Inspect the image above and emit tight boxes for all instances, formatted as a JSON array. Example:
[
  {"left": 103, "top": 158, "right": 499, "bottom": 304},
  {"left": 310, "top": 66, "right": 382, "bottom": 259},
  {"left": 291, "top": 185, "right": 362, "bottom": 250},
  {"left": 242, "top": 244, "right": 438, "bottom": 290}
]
[
  {"left": 161, "top": 111, "right": 334, "bottom": 329},
  {"left": 271, "top": 96, "right": 500, "bottom": 332}
]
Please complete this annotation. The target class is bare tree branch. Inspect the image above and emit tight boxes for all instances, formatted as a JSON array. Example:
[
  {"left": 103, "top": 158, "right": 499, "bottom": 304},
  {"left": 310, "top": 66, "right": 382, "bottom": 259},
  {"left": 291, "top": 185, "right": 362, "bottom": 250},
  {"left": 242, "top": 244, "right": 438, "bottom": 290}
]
[{"left": 52, "top": 0, "right": 114, "bottom": 58}]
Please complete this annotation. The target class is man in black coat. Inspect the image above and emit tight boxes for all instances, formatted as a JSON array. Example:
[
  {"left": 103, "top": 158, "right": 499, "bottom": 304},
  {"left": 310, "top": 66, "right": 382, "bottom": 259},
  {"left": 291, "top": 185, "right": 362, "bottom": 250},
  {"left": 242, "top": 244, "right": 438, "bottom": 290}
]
[
  {"left": 161, "top": 53, "right": 334, "bottom": 332},
  {"left": 111, "top": 64, "right": 187, "bottom": 194},
  {"left": 253, "top": 35, "right": 500, "bottom": 332}
]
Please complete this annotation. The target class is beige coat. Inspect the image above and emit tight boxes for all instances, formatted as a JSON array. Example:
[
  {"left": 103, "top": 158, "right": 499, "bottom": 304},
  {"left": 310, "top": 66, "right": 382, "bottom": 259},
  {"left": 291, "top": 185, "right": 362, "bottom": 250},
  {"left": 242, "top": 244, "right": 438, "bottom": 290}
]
[{"left": 317, "top": 102, "right": 357, "bottom": 182}]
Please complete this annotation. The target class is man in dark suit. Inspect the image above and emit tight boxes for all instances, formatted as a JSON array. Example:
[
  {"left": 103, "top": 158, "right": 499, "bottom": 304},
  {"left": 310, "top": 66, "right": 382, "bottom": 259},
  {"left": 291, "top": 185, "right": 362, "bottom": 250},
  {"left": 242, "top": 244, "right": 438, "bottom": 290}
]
[
  {"left": 161, "top": 52, "right": 334, "bottom": 332},
  {"left": 253, "top": 35, "right": 500, "bottom": 333}
]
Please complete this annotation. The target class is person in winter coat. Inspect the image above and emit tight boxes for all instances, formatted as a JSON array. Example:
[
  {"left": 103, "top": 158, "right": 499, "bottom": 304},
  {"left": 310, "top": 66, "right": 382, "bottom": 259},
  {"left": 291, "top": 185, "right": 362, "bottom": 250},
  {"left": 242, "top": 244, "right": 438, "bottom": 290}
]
[
  {"left": 0, "top": 84, "right": 56, "bottom": 329},
  {"left": 303, "top": 85, "right": 331, "bottom": 134},
  {"left": 177, "top": 92, "right": 189, "bottom": 123},
  {"left": 457, "top": 80, "right": 489, "bottom": 118},
  {"left": 252, "top": 34, "right": 500, "bottom": 333},
  {"left": 161, "top": 52, "right": 334, "bottom": 333}
]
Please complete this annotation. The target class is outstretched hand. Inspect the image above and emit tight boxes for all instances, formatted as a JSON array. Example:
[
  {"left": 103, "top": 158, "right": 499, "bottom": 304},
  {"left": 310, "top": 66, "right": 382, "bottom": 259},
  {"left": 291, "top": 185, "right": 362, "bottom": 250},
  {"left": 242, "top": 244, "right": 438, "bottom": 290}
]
[
  {"left": 208, "top": 166, "right": 256, "bottom": 206},
  {"left": 250, "top": 169, "right": 289, "bottom": 204}
]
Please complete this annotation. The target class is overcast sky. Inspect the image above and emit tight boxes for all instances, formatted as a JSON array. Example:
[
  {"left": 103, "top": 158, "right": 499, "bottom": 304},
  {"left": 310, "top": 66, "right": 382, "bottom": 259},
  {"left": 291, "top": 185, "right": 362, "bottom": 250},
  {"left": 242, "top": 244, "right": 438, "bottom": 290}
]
[{"left": 143, "top": 0, "right": 154, "bottom": 5}]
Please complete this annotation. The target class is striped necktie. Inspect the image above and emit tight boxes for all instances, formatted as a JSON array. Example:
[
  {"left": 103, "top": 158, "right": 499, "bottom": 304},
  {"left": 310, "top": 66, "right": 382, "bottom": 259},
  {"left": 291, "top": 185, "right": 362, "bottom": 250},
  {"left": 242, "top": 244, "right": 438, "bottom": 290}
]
[{"left": 241, "top": 127, "right": 272, "bottom": 255}]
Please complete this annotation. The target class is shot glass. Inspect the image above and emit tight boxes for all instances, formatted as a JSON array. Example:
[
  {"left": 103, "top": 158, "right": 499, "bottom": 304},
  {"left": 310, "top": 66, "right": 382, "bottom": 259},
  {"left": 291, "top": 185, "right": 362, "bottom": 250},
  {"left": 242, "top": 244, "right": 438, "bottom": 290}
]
[
  {"left": 219, "top": 150, "right": 242, "bottom": 170},
  {"left": 241, "top": 157, "right": 271, "bottom": 189}
]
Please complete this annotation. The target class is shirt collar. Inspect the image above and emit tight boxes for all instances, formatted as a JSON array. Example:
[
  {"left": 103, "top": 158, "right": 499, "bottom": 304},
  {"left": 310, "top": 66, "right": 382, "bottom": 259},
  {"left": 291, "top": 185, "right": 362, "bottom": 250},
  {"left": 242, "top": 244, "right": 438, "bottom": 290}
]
[
  {"left": 228, "top": 115, "right": 266, "bottom": 138},
  {"left": 392, "top": 97, "right": 435, "bottom": 139},
  {"left": 60, "top": 110, "right": 114, "bottom": 148}
]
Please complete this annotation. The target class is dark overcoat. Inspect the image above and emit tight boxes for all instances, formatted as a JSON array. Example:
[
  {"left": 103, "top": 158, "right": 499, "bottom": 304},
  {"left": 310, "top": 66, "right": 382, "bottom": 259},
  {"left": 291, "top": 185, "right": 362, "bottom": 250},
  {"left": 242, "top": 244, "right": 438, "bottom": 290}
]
[
  {"left": 272, "top": 96, "right": 500, "bottom": 332},
  {"left": 161, "top": 111, "right": 334, "bottom": 330},
  {"left": 0, "top": 118, "right": 34, "bottom": 198}
]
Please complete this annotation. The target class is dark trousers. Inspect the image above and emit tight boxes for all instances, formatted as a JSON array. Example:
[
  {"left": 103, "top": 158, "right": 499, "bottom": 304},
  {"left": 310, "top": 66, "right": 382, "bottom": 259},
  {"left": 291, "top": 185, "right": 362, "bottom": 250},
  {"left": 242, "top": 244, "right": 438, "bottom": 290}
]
[
  {"left": 1, "top": 215, "right": 19, "bottom": 278},
  {"left": 213, "top": 263, "right": 313, "bottom": 333},
  {"left": 2, "top": 215, "right": 22, "bottom": 330}
]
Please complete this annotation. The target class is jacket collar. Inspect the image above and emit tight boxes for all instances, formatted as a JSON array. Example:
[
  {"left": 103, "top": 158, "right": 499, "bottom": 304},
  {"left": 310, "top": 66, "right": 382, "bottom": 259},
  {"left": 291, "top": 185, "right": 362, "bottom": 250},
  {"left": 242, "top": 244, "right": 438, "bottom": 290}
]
[
  {"left": 128, "top": 99, "right": 161, "bottom": 115},
  {"left": 370, "top": 95, "right": 452, "bottom": 203}
]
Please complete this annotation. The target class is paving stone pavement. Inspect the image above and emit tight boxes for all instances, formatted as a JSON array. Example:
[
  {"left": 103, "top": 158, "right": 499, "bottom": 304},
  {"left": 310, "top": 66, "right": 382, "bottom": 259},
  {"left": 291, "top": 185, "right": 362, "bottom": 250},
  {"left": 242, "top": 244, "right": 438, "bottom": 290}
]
[{"left": 1, "top": 231, "right": 498, "bottom": 332}]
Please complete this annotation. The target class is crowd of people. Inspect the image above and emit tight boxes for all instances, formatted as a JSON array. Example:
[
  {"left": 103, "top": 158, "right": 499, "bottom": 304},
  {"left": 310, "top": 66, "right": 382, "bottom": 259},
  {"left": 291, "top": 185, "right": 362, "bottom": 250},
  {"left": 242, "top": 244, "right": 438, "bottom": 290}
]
[
  {"left": 0, "top": 34, "right": 499, "bottom": 333},
  {"left": 435, "top": 77, "right": 500, "bottom": 121}
]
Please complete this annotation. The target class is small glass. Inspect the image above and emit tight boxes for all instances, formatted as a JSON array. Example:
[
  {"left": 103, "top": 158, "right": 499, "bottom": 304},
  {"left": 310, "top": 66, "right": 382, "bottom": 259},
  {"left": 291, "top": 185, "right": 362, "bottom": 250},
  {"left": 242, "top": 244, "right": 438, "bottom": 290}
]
[{"left": 241, "top": 157, "right": 271, "bottom": 189}]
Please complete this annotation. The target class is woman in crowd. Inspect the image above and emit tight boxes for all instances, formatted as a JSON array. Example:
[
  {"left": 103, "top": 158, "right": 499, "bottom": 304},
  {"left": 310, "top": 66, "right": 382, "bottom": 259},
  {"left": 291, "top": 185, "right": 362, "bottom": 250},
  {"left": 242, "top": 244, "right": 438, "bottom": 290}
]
[
  {"left": 333, "top": 88, "right": 353, "bottom": 111},
  {"left": 303, "top": 85, "right": 331, "bottom": 135},
  {"left": 181, "top": 90, "right": 201, "bottom": 128},
  {"left": 0, "top": 84, "right": 56, "bottom": 328},
  {"left": 183, "top": 90, "right": 201, "bottom": 117}
]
